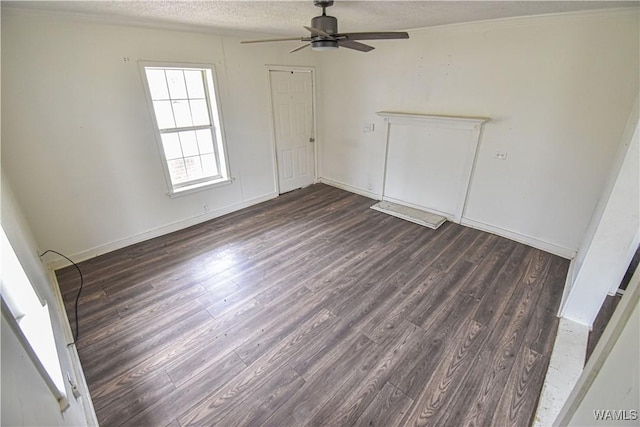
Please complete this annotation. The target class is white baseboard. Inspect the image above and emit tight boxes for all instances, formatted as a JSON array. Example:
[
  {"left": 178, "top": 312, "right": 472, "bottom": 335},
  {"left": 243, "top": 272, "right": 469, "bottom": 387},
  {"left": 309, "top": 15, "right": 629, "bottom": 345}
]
[
  {"left": 46, "top": 192, "right": 279, "bottom": 269},
  {"left": 461, "top": 217, "right": 577, "bottom": 259},
  {"left": 317, "top": 178, "right": 576, "bottom": 259},
  {"left": 47, "top": 269, "right": 99, "bottom": 426},
  {"left": 318, "top": 177, "right": 379, "bottom": 200}
]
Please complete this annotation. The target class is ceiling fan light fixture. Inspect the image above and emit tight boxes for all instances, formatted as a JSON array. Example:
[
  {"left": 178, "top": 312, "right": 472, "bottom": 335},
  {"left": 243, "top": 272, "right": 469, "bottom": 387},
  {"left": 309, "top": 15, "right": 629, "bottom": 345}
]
[
  {"left": 311, "top": 40, "right": 338, "bottom": 51},
  {"left": 240, "top": 0, "right": 409, "bottom": 53}
]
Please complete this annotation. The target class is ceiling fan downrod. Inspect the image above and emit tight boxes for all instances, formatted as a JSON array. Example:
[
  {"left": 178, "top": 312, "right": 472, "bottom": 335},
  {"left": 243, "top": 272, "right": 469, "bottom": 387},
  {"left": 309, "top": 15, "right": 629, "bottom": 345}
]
[{"left": 314, "top": 0, "right": 334, "bottom": 14}]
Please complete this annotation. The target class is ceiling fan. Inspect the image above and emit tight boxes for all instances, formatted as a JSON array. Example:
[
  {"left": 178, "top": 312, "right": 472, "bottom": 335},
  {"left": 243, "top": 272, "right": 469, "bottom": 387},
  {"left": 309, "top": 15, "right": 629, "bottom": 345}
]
[{"left": 241, "top": 0, "right": 409, "bottom": 53}]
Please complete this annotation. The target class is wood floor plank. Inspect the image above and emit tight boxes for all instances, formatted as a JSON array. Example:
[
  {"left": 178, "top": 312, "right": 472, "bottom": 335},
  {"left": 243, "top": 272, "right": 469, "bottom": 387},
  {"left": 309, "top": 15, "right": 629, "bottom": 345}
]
[
  {"left": 492, "top": 346, "right": 548, "bottom": 427},
  {"left": 360, "top": 267, "right": 442, "bottom": 343},
  {"left": 122, "top": 350, "right": 246, "bottom": 426},
  {"left": 54, "top": 183, "right": 566, "bottom": 427},
  {"left": 94, "top": 370, "right": 176, "bottom": 427},
  {"left": 437, "top": 249, "right": 553, "bottom": 426},
  {"left": 215, "top": 366, "right": 305, "bottom": 426},
  {"left": 529, "top": 256, "right": 568, "bottom": 355},
  {"left": 308, "top": 320, "right": 423, "bottom": 426},
  {"left": 263, "top": 333, "right": 377, "bottom": 426},
  {"left": 356, "top": 381, "right": 415, "bottom": 427},
  {"left": 86, "top": 314, "right": 221, "bottom": 405},
  {"left": 176, "top": 307, "right": 337, "bottom": 426},
  {"left": 401, "top": 318, "right": 488, "bottom": 426},
  {"left": 81, "top": 307, "right": 214, "bottom": 385}
]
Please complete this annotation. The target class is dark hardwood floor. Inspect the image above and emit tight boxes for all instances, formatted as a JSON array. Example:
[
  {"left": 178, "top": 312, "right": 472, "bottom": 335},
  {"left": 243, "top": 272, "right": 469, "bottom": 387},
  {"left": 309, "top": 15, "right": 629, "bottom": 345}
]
[{"left": 56, "top": 184, "right": 568, "bottom": 427}]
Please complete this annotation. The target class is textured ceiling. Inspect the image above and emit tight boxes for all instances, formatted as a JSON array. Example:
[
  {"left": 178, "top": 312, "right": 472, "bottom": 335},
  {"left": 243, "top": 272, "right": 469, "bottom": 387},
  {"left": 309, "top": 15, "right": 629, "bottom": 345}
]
[{"left": 2, "top": 1, "right": 638, "bottom": 37}]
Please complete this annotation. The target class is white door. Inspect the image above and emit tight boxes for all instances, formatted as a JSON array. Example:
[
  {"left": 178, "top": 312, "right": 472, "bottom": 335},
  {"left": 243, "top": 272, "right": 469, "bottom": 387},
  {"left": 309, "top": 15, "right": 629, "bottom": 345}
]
[{"left": 270, "top": 70, "right": 315, "bottom": 194}]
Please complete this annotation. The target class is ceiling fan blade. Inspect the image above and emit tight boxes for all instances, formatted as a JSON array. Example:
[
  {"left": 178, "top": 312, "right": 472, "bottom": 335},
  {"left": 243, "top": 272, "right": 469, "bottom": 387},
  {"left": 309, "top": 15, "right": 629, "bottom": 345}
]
[
  {"left": 241, "top": 37, "right": 305, "bottom": 44},
  {"left": 338, "top": 39, "right": 375, "bottom": 52},
  {"left": 304, "top": 26, "right": 333, "bottom": 38},
  {"left": 337, "top": 32, "right": 410, "bottom": 41},
  {"left": 290, "top": 44, "right": 311, "bottom": 53}
]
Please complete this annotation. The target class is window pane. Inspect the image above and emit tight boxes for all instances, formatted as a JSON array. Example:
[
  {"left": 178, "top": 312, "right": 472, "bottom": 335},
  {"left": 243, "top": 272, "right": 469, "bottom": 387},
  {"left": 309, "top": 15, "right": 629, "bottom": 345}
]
[
  {"left": 190, "top": 99, "right": 210, "bottom": 126},
  {"left": 185, "top": 156, "right": 204, "bottom": 180},
  {"left": 161, "top": 133, "right": 182, "bottom": 160},
  {"left": 143, "top": 64, "right": 228, "bottom": 190},
  {"left": 179, "top": 131, "right": 199, "bottom": 157},
  {"left": 165, "top": 69, "right": 188, "bottom": 99},
  {"left": 167, "top": 158, "right": 188, "bottom": 184},
  {"left": 172, "top": 100, "right": 192, "bottom": 128},
  {"left": 146, "top": 69, "right": 169, "bottom": 100},
  {"left": 201, "top": 153, "right": 218, "bottom": 177},
  {"left": 153, "top": 101, "right": 176, "bottom": 129},
  {"left": 196, "top": 129, "right": 214, "bottom": 154},
  {"left": 185, "top": 70, "right": 205, "bottom": 99}
]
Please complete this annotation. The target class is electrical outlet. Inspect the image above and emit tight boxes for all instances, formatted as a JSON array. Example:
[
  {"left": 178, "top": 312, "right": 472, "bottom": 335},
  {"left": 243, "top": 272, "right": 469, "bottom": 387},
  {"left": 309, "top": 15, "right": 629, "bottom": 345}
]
[
  {"left": 363, "top": 123, "right": 375, "bottom": 133},
  {"left": 495, "top": 151, "right": 508, "bottom": 160},
  {"left": 203, "top": 203, "right": 209, "bottom": 213}
]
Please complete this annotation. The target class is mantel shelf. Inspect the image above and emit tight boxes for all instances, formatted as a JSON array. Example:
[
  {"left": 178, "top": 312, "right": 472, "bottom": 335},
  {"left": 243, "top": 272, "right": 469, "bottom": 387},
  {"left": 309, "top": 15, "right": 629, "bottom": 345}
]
[{"left": 377, "top": 111, "right": 490, "bottom": 127}]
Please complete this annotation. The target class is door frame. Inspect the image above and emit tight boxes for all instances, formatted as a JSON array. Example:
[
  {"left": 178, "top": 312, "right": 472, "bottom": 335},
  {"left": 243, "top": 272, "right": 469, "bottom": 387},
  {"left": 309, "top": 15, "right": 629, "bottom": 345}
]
[{"left": 266, "top": 65, "right": 318, "bottom": 194}]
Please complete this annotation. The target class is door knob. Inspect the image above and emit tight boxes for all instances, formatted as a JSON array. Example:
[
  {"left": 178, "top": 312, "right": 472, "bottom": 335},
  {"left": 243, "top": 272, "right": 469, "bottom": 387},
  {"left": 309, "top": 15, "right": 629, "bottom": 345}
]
[{"left": 309, "top": 137, "right": 315, "bottom": 143}]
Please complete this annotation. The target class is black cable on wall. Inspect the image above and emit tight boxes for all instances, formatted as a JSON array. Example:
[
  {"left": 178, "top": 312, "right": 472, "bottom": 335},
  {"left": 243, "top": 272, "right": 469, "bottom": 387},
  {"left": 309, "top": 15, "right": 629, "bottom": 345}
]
[{"left": 40, "top": 250, "right": 84, "bottom": 343}]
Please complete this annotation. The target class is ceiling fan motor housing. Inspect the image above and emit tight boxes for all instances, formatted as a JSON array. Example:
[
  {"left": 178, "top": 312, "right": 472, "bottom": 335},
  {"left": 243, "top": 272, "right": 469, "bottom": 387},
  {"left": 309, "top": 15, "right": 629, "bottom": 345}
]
[{"left": 311, "top": 15, "right": 338, "bottom": 35}]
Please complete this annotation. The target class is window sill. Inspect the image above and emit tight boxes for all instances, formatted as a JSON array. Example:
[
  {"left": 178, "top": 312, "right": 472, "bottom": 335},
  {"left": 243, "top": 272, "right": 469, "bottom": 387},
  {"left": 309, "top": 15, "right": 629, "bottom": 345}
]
[{"left": 168, "top": 178, "right": 233, "bottom": 198}]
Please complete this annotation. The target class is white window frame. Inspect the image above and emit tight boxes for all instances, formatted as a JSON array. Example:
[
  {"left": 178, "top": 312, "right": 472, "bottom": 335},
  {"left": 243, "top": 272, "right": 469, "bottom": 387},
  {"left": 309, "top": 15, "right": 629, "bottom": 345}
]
[
  {"left": 1, "top": 227, "right": 69, "bottom": 412},
  {"left": 139, "top": 61, "right": 231, "bottom": 197}
]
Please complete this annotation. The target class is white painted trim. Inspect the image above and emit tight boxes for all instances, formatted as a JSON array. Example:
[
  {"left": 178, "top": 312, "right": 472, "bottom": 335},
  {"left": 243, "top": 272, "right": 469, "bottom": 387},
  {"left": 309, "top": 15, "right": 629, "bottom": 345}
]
[
  {"left": 320, "top": 179, "right": 577, "bottom": 259},
  {"left": 0, "top": 299, "right": 69, "bottom": 412},
  {"left": 379, "top": 111, "right": 392, "bottom": 200},
  {"left": 47, "top": 270, "right": 99, "bottom": 426},
  {"left": 167, "top": 178, "right": 233, "bottom": 198},
  {"left": 264, "top": 68, "right": 281, "bottom": 195},
  {"left": 555, "top": 266, "right": 640, "bottom": 425},
  {"left": 377, "top": 111, "right": 489, "bottom": 224},
  {"left": 377, "top": 111, "right": 489, "bottom": 128},
  {"left": 318, "top": 177, "right": 378, "bottom": 200},
  {"left": 45, "top": 192, "right": 278, "bottom": 269},
  {"left": 461, "top": 217, "right": 576, "bottom": 259},
  {"left": 266, "top": 65, "right": 318, "bottom": 195},
  {"left": 461, "top": 124, "right": 488, "bottom": 221},
  {"left": 138, "top": 61, "right": 231, "bottom": 195}
]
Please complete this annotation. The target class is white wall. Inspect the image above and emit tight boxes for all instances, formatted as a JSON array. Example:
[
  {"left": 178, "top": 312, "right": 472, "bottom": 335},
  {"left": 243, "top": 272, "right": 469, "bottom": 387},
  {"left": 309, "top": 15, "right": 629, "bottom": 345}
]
[
  {"left": 1, "top": 8, "right": 316, "bottom": 261},
  {"left": 317, "top": 9, "right": 639, "bottom": 257},
  {"left": 1, "top": 174, "right": 95, "bottom": 426},
  {"left": 560, "top": 107, "right": 639, "bottom": 327}
]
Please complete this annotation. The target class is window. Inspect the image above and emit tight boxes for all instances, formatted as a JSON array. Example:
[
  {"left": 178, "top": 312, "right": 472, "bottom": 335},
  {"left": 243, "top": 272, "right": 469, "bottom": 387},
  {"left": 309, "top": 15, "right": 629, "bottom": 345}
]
[
  {"left": 141, "top": 63, "right": 230, "bottom": 195},
  {"left": 1, "top": 227, "right": 69, "bottom": 410}
]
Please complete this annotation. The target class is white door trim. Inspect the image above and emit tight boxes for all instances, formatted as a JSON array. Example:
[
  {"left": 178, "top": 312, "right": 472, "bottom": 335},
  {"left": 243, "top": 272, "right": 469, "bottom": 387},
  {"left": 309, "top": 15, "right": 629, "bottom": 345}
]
[{"left": 266, "top": 65, "right": 317, "bottom": 194}]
